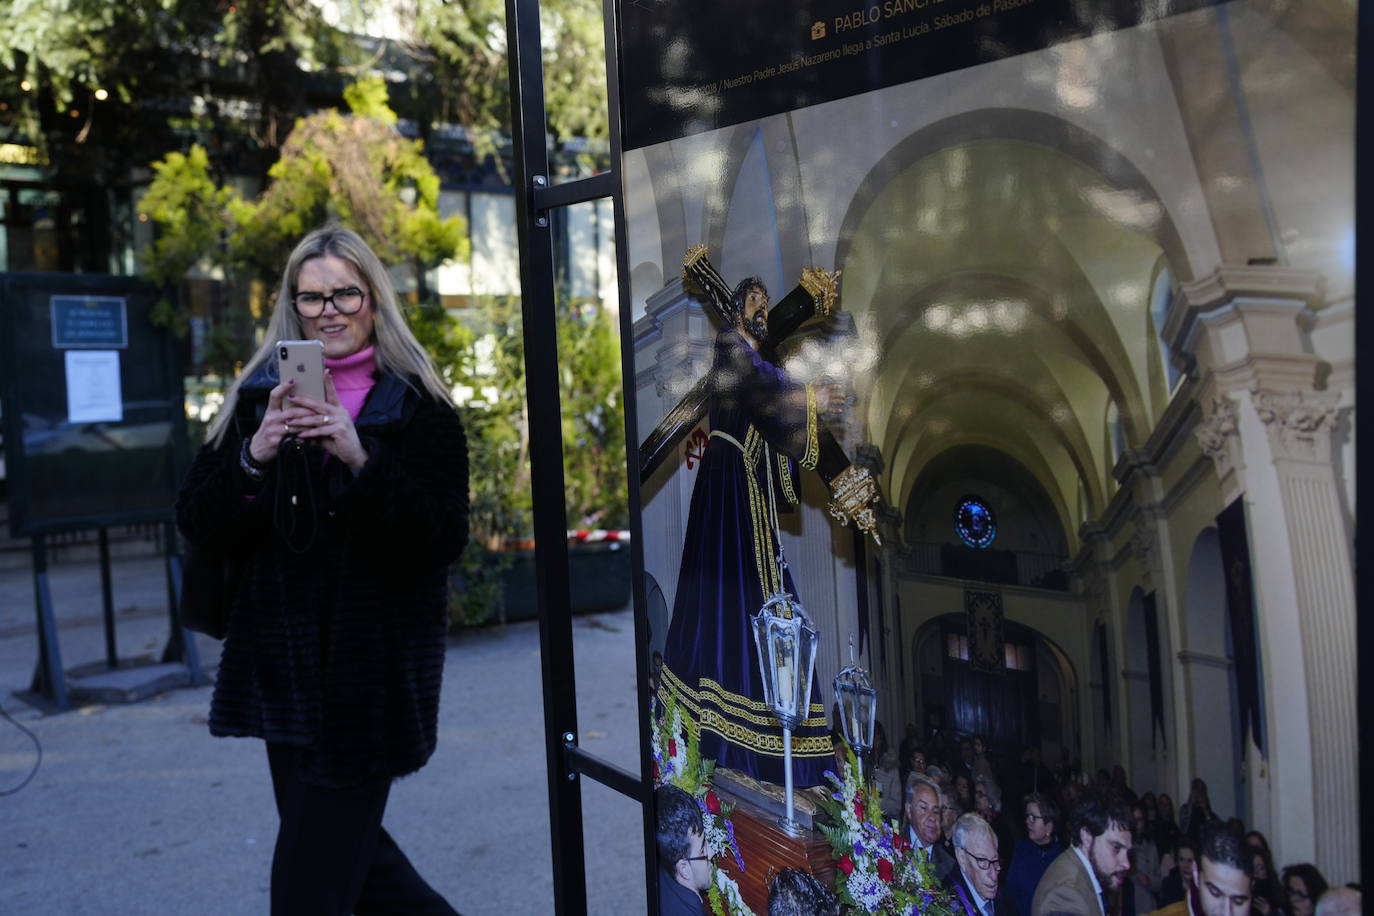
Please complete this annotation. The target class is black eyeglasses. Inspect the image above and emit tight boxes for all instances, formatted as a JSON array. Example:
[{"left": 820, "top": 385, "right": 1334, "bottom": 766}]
[
  {"left": 681, "top": 855, "right": 710, "bottom": 864},
  {"left": 293, "top": 287, "right": 367, "bottom": 317},
  {"left": 957, "top": 846, "right": 1001, "bottom": 872}
]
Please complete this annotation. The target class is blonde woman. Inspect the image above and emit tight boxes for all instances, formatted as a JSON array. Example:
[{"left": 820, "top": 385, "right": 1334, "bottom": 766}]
[{"left": 177, "top": 225, "right": 468, "bottom": 915}]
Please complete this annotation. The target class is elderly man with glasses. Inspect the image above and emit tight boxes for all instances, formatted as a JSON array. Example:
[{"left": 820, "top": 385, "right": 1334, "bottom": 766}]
[{"left": 951, "top": 813, "right": 1018, "bottom": 916}]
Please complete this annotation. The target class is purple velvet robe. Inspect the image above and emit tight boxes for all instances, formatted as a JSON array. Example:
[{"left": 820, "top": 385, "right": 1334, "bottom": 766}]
[{"left": 658, "top": 328, "right": 832, "bottom": 787}]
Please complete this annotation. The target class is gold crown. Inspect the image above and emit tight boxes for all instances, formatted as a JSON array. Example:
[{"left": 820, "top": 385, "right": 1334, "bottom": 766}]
[
  {"left": 682, "top": 243, "right": 709, "bottom": 274},
  {"left": 800, "top": 267, "right": 841, "bottom": 315}
]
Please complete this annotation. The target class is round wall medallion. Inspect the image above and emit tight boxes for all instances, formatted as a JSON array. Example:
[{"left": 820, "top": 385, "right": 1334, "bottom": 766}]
[{"left": 954, "top": 496, "right": 997, "bottom": 549}]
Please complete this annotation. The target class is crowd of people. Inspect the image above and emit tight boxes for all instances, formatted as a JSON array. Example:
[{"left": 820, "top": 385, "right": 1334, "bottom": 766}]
[
  {"left": 868, "top": 724, "right": 1359, "bottom": 916},
  {"left": 655, "top": 723, "right": 1361, "bottom": 916}
]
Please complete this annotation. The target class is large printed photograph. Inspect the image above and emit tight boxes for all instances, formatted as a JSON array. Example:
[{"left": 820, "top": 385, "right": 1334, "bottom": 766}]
[{"left": 622, "top": 2, "right": 1355, "bottom": 914}]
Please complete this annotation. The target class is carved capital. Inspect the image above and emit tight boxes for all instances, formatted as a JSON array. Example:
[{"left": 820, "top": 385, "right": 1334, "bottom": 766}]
[
  {"left": 1194, "top": 396, "right": 1241, "bottom": 479},
  {"left": 1083, "top": 569, "right": 1108, "bottom": 613},
  {"left": 1252, "top": 389, "right": 1341, "bottom": 464},
  {"left": 1132, "top": 516, "right": 1160, "bottom": 575}
]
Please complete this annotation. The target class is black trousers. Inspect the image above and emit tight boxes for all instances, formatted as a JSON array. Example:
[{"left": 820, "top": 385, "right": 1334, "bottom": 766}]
[{"left": 266, "top": 743, "right": 460, "bottom": 916}]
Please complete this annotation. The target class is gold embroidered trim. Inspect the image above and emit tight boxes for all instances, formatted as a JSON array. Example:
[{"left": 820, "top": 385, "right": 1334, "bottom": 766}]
[
  {"left": 777, "top": 451, "right": 798, "bottom": 505},
  {"left": 663, "top": 666, "right": 826, "bottom": 725},
  {"left": 660, "top": 667, "right": 832, "bottom": 758},
  {"left": 742, "top": 430, "right": 780, "bottom": 600},
  {"left": 802, "top": 384, "right": 819, "bottom": 470},
  {"left": 743, "top": 426, "right": 763, "bottom": 470}
]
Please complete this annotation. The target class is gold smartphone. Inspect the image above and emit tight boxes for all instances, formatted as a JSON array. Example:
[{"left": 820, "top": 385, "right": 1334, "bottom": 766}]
[{"left": 275, "top": 340, "right": 327, "bottom": 402}]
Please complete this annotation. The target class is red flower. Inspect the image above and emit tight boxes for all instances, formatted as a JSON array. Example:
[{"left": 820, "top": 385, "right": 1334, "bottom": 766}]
[
  {"left": 837, "top": 855, "right": 855, "bottom": 876},
  {"left": 877, "top": 858, "right": 894, "bottom": 883},
  {"left": 853, "top": 799, "right": 865, "bottom": 821},
  {"left": 669, "top": 739, "right": 677, "bottom": 757},
  {"left": 893, "top": 833, "right": 910, "bottom": 854},
  {"left": 704, "top": 790, "right": 721, "bottom": 815},
  {"left": 653, "top": 762, "right": 660, "bottom": 781}
]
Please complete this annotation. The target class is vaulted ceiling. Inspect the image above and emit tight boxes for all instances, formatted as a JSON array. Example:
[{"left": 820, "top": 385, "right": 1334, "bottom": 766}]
[{"left": 835, "top": 139, "right": 1175, "bottom": 552}]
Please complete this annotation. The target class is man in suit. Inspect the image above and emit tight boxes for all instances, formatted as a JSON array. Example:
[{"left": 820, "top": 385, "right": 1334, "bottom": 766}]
[
  {"left": 905, "top": 773, "right": 957, "bottom": 883},
  {"left": 1032, "top": 788, "right": 1134, "bottom": 916},
  {"left": 949, "top": 813, "right": 1020, "bottom": 916},
  {"left": 656, "top": 785, "right": 710, "bottom": 915}
]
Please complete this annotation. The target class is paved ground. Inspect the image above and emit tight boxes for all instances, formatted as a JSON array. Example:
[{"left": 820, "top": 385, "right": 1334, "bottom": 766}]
[{"left": 0, "top": 546, "right": 648, "bottom": 915}]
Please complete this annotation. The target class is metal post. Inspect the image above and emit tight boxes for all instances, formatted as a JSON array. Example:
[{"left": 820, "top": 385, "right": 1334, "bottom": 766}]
[
  {"left": 98, "top": 526, "right": 117, "bottom": 668},
  {"left": 597, "top": 0, "right": 663, "bottom": 910},
  {"left": 783, "top": 726, "right": 795, "bottom": 827},
  {"left": 504, "top": 0, "right": 586, "bottom": 910},
  {"left": 29, "top": 536, "right": 70, "bottom": 710},
  {"left": 161, "top": 522, "right": 205, "bottom": 685}
]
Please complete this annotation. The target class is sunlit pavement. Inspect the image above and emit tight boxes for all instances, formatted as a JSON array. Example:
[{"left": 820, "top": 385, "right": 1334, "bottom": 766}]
[{"left": 0, "top": 551, "right": 646, "bottom": 915}]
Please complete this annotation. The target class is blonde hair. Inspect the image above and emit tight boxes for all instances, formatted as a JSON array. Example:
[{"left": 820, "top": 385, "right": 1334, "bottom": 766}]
[{"left": 207, "top": 224, "right": 453, "bottom": 447}]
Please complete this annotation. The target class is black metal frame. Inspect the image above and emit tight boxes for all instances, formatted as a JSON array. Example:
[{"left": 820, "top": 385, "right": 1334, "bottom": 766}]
[
  {"left": 504, "top": 0, "right": 658, "bottom": 911},
  {"left": 0, "top": 272, "right": 203, "bottom": 709}
]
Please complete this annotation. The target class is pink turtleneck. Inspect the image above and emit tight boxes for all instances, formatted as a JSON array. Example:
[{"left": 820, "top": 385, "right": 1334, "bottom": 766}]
[{"left": 325, "top": 345, "right": 378, "bottom": 420}]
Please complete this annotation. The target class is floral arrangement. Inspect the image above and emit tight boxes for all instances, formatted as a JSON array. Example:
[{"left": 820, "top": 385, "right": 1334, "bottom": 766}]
[
  {"left": 814, "top": 743, "right": 957, "bottom": 916},
  {"left": 652, "top": 688, "right": 757, "bottom": 916}
]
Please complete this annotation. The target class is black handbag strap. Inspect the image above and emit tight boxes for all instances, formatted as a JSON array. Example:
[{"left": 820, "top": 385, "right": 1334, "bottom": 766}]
[{"left": 273, "top": 436, "right": 319, "bottom": 555}]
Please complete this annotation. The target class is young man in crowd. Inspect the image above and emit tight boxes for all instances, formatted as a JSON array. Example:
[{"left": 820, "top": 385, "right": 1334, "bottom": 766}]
[
  {"left": 1147, "top": 823, "right": 1251, "bottom": 916},
  {"left": 656, "top": 785, "right": 712, "bottom": 916},
  {"left": 1032, "top": 788, "right": 1134, "bottom": 916}
]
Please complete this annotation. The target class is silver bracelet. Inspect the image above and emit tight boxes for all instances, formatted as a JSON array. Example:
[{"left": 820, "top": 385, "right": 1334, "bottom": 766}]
[{"left": 239, "top": 438, "right": 266, "bottom": 481}]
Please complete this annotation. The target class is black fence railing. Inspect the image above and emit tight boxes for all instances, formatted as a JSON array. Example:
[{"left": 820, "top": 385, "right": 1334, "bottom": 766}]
[{"left": 902, "top": 540, "right": 1070, "bottom": 591}]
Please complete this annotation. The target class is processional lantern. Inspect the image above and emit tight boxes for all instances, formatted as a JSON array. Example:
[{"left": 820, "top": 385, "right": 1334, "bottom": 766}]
[
  {"left": 751, "top": 590, "right": 819, "bottom": 838},
  {"left": 833, "top": 636, "right": 877, "bottom": 782}
]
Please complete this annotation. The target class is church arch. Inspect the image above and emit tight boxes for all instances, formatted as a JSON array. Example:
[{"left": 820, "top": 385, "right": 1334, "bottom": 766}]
[
  {"left": 910, "top": 615, "right": 1078, "bottom": 765},
  {"left": 1181, "top": 527, "right": 1245, "bottom": 820},
  {"left": 832, "top": 108, "right": 1195, "bottom": 282}
]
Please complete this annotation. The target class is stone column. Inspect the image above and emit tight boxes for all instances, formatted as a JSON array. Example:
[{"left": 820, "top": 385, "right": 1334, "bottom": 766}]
[
  {"left": 1169, "top": 265, "right": 1356, "bottom": 879},
  {"left": 1075, "top": 525, "right": 1116, "bottom": 775},
  {"left": 633, "top": 279, "right": 714, "bottom": 627}
]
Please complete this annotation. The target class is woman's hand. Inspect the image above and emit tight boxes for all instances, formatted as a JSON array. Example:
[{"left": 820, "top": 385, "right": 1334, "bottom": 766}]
[
  {"left": 288, "top": 369, "right": 368, "bottom": 471},
  {"left": 249, "top": 379, "right": 320, "bottom": 465}
]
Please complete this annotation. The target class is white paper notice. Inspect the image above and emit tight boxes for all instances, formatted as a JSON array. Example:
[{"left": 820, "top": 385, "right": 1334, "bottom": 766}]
[{"left": 65, "top": 350, "right": 124, "bottom": 423}]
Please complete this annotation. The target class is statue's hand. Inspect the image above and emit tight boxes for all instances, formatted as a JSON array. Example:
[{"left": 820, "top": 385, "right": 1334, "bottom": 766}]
[{"left": 827, "top": 463, "right": 882, "bottom": 547}]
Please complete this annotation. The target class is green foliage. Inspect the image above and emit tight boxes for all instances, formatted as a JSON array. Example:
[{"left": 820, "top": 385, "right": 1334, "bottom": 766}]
[
  {"left": 410, "top": 0, "right": 607, "bottom": 148},
  {"left": 559, "top": 302, "right": 627, "bottom": 530},
  {"left": 444, "top": 296, "right": 532, "bottom": 551},
  {"left": 0, "top": 0, "right": 357, "bottom": 167},
  {"left": 138, "top": 78, "right": 466, "bottom": 371},
  {"left": 449, "top": 539, "right": 511, "bottom": 628},
  {"left": 138, "top": 145, "right": 237, "bottom": 288}
]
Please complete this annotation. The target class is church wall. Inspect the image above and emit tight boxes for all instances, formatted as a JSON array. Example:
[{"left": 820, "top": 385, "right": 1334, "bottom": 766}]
[
  {"left": 905, "top": 478, "right": 1064, "bottom": 557},
  {"left": 894, "top": 574, "right": 1089, "bottom": 759}
]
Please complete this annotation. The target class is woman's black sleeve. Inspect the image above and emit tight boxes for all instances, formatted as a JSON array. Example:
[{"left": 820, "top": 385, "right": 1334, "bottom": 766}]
[
  {"left": 174, "top": 432, "right": 275, "bottom": 555},
  {"left": 329, "top": 397, "right": 470, "bottom": 570}
]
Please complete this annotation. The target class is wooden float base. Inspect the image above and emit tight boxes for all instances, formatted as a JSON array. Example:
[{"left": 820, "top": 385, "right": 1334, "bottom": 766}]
[{"left": 714, "top": 788, "right": 836, "bottom": 914}]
